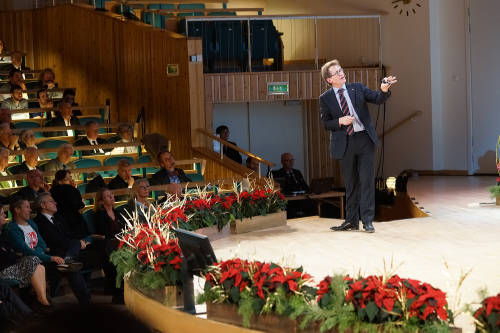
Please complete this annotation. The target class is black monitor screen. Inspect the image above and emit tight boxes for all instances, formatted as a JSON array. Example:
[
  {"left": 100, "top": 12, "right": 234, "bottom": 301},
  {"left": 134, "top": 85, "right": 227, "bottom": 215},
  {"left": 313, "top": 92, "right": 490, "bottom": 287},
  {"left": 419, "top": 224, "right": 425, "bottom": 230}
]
[{"left": 173, "top": 228, "right": 217, "bottom": 275}]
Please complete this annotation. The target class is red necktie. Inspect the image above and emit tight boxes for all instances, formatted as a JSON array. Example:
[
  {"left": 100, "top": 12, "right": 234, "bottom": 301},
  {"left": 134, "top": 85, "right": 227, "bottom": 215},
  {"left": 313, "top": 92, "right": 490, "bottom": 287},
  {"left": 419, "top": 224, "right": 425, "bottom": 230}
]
[{"left": 338, "top": 88, "right": 353, "bottom": 136}]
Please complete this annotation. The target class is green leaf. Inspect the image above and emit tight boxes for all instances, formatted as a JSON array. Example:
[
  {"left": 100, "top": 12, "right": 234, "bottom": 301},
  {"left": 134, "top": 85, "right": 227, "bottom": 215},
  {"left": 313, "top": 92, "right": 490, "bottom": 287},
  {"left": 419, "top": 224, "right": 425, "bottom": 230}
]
[
  {"left": 229, "top": 286, "right": 241, "bottom": 303},
  {"left": 365, "top": 301, "right": 379, "bottom": 322}
]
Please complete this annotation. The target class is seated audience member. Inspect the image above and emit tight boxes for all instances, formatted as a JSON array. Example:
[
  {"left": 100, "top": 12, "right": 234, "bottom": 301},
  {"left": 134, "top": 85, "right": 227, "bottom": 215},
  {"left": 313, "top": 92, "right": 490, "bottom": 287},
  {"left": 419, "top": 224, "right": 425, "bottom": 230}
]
[
  {"left": 34, "top": 193, "right": 104, "bottom": 275},
  {"left": 0, "top": 122, "right": 19, "bottom": 150},
  {"left": 44, "top": 102, "right": 80, "bottom": 137},
  {"left": 0, "top": 206, "right": 51, "bottom": 310},
  {"left": 94, "top": 188, "right": 123, "bottom": 241},
  {"left": 108, "top": 159, "right": 137, "bottom": 201},
  {"left": 9, "top": 169, "right": 49, "bottom": 203},
  {"left": 4, "top": 198, "right": 90, "bottom": 305},
  {"left": 215, "top": 125, "right": 242, "bottom": 164},
  {"left": 0, "top": 69, "right": 26, "bottom": 92},
  {"left": 27, "top": 86, "right": 53, "bottom": 118},
  {"left": 50, "top": 170, "right": 87, "bottom": 240},
  {"left": 272, "top": 152, "right": 310, "bottom": 195},
  {"left": 245, "top": 156, "right": 260, "bottom": 173},
  {"left": 272, "top": 153, "right": 312, "bottom": 219},
  {"left": 18, "top": 129, "right": 37, "bottom": 150},
  {"left": 42, "top": 143, "right": 75, "bottom": 183},
  {"left": 0, "top": 147, "right": 15, "bottom": 189},
  {"left": 10, "top": 147, "right": 40, "bottom": 186},
  {"left": 1, "top": 85, "right": 28, "bottom": 118},
  {"left": 74, "top": 121, "right": 109, "bottom": 156},
  {"left": 109, "top": 123, "right": 136, "bottom": 154},
  {"left": 125, "top": 178, "right": 152, "bottom": 223},
  {"left": 0, "top": 52, "right": 30, "bottom": 73},
  {"left": 151, "top": 150, "right": 191, "bottom": 186},
  {"left": 29, "top": 68, "right": 57, "bottom": 91},
  {"left": 60, "top": 89, "right": 81, "bottom": 116}
]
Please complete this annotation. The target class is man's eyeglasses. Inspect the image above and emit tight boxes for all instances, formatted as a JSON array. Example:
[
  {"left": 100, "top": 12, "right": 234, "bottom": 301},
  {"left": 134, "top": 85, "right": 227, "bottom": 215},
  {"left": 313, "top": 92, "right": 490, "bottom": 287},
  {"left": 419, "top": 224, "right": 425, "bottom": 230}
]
[{"left": 330, "top": 68, "right": 344, "bottom": 77}]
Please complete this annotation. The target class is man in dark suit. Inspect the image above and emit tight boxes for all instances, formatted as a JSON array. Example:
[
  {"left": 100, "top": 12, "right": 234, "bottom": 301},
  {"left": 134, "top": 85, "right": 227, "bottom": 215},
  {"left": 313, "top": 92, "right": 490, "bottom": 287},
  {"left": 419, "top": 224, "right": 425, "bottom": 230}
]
[
  {"left": 74, "top": 121, "right": 109, "bottom": 156},
  {"left": 34, "top": 193, "right": 103, "bottom": 270},
  {"left": 319, "top": 59, "right": 397, "bottom": 233},
  {"left": 215, "top": 125, "right": 242, "bottom": 164},
  {"left": 272, "top": 152, "right": 310, "bottom": 195},
  {"left": 43, "top": 102, "right": 80, "bottom": 137},
  {"left": 108, "top": 159, "right": 137, "bottom": 201}
]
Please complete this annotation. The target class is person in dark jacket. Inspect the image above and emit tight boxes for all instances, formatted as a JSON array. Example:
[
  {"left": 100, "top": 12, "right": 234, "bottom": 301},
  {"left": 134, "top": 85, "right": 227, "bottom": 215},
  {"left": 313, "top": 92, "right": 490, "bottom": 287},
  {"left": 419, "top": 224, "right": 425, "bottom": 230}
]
[
  {"left": 215, "top": 125, "right": 242, "bottom": 164},
  {"left": 150, "top": 150, "right": 191, "bottom": 197},
  {"left": 49, "top": 170, "right": 87, "bottom": 240},
  {"left": 43, "top": 102, "right": 80, "bottom": 137},
  {"left": 108, "top": 159, "right": 137, "bottom": 201},
  {"left": 9, "top": 169, "right": 49, "bottom": 204},
  {"left": 74, "top": 121, "right": 110, "bottom": 156}
]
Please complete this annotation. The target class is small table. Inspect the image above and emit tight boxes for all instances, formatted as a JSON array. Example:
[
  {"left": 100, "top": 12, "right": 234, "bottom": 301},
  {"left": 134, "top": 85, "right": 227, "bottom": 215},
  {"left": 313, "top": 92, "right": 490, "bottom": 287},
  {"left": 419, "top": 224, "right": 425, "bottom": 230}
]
[{"left": 286, "top": 191, "right": 345, "bottom": 219}]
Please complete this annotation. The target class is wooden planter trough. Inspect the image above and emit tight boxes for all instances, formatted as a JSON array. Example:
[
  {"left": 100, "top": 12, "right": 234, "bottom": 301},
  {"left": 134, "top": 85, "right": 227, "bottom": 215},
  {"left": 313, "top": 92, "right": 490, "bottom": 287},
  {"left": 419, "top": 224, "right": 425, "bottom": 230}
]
[
  {"left": 129, "top": 274, "right": 183, "bottom": 307},
  {"left": 207, "top": 303, "right": 462, "bottom": 333},
  {"left": 230, "top": 211, "right": 287, "bottom": 234}
]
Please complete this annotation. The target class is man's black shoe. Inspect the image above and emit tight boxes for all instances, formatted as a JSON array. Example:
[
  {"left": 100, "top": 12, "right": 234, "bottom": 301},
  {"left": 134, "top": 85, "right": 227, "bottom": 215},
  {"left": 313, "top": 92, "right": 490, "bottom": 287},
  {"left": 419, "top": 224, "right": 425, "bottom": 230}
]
[
  {"left": 363, "top": 222, "right": 375, "bottom": 233},
  {"left": 330, "top": 221, "right": 359, "bottom": 231}
]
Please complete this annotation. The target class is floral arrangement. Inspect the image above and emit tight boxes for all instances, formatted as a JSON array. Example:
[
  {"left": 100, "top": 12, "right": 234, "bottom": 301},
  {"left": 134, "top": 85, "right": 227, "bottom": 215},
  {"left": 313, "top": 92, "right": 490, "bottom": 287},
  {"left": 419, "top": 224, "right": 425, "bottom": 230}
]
[
  {"left": 488, "top": 138, "right": 500, "bottom": 200},
  {"left": 159, "top": 180, "right": 286, "bottom": 231},
  {"left": 198, "top": 258, "right": 316, "bottom": 327},
  {"left": 110, "top": 206, "right": 183, "bottom": 291},
  {"left": 473, "top": 292, "right": 500, "bottom": 333},
  {"left": 198, "top": 262, "right": 459, "bottom": 333}
]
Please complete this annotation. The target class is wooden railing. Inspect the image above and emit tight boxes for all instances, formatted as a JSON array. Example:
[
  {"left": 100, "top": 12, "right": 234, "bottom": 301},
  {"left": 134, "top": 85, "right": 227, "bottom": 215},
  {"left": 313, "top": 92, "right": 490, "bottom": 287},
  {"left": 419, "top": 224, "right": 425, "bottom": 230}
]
[
  {"left": 197, "top": 128, "right": 274, "bottom": 177},
  {"left": 138, "top": 7, "right": 263, "bottom": 15},
  {"left": 378, "top": 110, "right": 423, "bottom": 139},
  {"left": 11, "top": 122, "right": 128, "bottom": 136},
  {"left": 9, "top": 105, "right": 107, "bottom": 116}
]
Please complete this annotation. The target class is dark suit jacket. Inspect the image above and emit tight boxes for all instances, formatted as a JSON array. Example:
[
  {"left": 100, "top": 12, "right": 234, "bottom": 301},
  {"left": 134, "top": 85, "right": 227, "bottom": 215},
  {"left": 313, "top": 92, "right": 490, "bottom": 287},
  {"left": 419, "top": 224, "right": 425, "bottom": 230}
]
[
  {"left": 108, "top": 175, "right": 138, "bottom": 201},
  {"left": 74, "top": 137, "right": 109, "bottom": 156},
  {"left": 272, "top": 168, "right": 310, "bottom": 195},
  {"left": 33, "top": 213, "right": 73, "bottom": 257},
  {"left": 319, "top": 83, "right": 390, "bottom": 159},
  {"left": 93, "top": 209, "right": 123, "bottom": 240},
  {"left": 150, "top": 168, "right": 191, "bottom": 186},
  {"left": 43, "top": 114, "right": 81, "bottom": 137},
  {"left": 50, "top": 184, "right": 87, "bottom": 239},
  {"left": 223, "top": 141, "right": 242, "bottom": 164}
]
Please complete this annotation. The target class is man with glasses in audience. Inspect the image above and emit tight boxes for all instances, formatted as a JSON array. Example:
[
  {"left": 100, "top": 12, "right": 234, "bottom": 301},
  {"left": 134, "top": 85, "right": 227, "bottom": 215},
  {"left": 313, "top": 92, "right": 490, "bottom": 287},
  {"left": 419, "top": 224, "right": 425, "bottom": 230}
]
[{"left": 319, "top": 59, "right": 397, "bottom": 233}]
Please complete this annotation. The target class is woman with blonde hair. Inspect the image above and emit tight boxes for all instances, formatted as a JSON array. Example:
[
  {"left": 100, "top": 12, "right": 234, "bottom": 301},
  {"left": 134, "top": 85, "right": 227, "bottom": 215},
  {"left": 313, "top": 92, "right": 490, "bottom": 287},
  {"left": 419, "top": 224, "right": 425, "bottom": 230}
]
[{"left": 125, "top": 178, "right": 152, "bottom": 223}]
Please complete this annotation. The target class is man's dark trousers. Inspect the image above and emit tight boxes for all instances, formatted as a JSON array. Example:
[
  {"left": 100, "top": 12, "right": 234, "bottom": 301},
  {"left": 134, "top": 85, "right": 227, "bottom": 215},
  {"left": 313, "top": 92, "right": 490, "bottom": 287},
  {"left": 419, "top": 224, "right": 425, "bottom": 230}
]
[{"left": 339, "top": 131, "right": 375, "bottom": 226}]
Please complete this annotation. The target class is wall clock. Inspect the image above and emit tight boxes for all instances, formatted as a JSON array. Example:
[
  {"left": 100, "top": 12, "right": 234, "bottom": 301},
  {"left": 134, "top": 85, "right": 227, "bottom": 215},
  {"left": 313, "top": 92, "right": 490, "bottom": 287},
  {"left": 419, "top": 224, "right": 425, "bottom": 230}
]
[{"left": 392, "top": 0, "right": 421, "bottom": 16}]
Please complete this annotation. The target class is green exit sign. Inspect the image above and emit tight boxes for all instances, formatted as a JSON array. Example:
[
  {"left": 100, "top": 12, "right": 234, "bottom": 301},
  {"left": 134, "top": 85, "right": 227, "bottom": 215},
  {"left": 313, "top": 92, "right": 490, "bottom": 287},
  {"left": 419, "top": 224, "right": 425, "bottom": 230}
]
[{"left": 267, "top": 82, "right": 289, "bottom": 95}]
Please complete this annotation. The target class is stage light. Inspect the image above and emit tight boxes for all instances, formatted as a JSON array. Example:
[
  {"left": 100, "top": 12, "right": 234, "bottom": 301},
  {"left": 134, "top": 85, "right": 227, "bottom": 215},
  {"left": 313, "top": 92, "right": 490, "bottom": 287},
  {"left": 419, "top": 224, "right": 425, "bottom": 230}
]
[{"left": 386, "top": 177, "right": 397, "bottom": 191}]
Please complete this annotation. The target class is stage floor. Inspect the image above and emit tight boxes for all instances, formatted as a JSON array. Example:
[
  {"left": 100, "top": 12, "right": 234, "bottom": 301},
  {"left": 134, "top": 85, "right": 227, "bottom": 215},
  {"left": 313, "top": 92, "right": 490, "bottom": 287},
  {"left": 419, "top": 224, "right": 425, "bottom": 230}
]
[{"left": 207, "top": 176, "right": 500, "bottom": 333}]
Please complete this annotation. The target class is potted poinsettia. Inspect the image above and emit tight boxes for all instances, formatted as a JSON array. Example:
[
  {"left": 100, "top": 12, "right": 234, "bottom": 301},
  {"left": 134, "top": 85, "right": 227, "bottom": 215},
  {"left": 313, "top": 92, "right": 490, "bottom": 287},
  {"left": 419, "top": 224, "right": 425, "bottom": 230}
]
[
  {"left": 310, "top": 274, "right": 461, "bottom": 333},
  {"left": 198, "top": 258, "right": 316, "bottom": 331},
  {"left": 488, "top": 160, "right": 500, "bottom": 206},
  {"left": 473, "top": 292, "right": 500, "bottom": 333},
  {"left": 110, "top": 201, "right": 184, "bottom": 306}
]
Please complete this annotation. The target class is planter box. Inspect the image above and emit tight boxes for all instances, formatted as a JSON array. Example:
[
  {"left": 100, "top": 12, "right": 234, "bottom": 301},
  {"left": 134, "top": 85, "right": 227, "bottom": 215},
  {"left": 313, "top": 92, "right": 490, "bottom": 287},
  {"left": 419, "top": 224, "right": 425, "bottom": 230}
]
[
  {"left": 230, "top": 211, "right": 287, "bottom": 234},
  {"left": 128, "top": 274, "right": 183, "bottom": 307},
  {"left": 206, "top": 303, "right": 462, "bottom": 333},
  {"left": 207, "top": 302, "right": 303, "bottom": 333}
]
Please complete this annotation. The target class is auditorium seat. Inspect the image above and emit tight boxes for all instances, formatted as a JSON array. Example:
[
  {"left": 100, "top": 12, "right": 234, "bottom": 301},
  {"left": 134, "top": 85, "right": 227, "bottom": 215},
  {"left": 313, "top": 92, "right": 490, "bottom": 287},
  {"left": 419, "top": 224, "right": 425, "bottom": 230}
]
[
  {"left": 37, "top": 139, "right": 69, "bottom": 159},
  {"left": 14, "top": 121, "right": 44, "bottom": 138}
]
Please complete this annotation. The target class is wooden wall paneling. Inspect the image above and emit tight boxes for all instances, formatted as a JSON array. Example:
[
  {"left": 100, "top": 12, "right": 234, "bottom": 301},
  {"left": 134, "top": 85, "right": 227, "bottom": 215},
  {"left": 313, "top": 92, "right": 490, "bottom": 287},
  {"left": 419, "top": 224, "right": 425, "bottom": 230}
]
[
  {"left": 0, "top": 10, "right": 34, "bottom": 67},
  {"left": 188, "top": 37, "right": 206, "bottom": 148}
]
